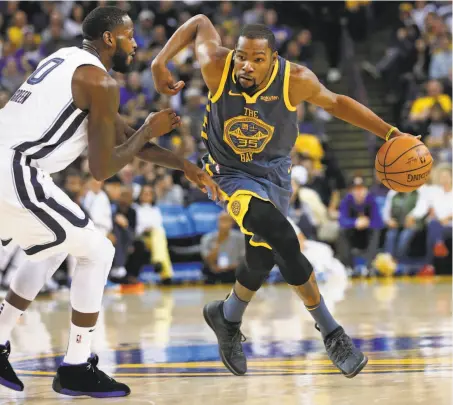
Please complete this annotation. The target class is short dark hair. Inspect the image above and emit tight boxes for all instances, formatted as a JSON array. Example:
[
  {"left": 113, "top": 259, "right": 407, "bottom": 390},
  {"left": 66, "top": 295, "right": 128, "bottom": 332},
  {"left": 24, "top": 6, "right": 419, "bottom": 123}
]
[
  {"left": 82, "top": 6, "right": 128, "bottom": 41},
  {"left": 238, "top": 24, "right": 277, "bottom": 52}
]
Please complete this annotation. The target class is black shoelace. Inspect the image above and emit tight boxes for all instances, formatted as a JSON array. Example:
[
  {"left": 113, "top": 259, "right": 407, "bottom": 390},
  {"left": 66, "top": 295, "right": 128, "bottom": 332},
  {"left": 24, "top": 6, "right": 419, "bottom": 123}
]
[
  {"left": 224, "top": 325, "right": 246, "bottom": 356},
  {"left": 86, "top": 356, "right": 113, "bottom": 382},
  {"left": 326, "top": 334, "right": 354, "bottom": 364}
]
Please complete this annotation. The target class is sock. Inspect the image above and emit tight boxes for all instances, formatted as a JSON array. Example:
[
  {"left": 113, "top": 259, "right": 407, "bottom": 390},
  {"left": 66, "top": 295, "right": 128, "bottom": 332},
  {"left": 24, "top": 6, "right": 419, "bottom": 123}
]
[
  {"left": 306, "top": 295, "right": 339, "bottom": 339},
  {"left": 0, "top": 300, "right": 23, "bottom": 345},
  {"left": 63, "top": 323, "right": 95, "bottom": 365},
  {"left": 223, "top": 289, "right": 249, "bottom": 323}
]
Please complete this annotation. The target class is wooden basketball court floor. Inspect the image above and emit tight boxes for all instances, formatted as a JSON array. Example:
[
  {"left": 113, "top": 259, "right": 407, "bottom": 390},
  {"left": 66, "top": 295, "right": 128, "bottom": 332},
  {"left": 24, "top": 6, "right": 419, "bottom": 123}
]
[{"left": 1, "top": 276, "right": 451, "bottom": 404}]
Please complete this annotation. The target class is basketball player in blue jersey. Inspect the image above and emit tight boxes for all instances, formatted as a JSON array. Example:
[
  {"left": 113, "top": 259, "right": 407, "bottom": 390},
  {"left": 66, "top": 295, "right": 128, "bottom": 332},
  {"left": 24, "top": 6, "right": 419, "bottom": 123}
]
[{"left": 152, "top": 15, "right": 417, "bottom": 378}]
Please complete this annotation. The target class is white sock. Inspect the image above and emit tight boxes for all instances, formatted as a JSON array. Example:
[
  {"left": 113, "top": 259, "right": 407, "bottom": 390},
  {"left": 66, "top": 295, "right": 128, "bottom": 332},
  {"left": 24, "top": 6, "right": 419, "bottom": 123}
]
[
  {"left": 63, "top": 323, "right": 95, "bottom": 365},
  {"left": 0, "top": 300, "right": 23, "bottom": 345}
]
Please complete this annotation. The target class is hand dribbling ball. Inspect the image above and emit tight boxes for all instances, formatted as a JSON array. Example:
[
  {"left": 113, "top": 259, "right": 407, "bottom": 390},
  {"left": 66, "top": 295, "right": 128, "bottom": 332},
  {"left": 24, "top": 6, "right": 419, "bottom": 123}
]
[{"left": 375, "top": 135, "right": 433, "bottom": 192}]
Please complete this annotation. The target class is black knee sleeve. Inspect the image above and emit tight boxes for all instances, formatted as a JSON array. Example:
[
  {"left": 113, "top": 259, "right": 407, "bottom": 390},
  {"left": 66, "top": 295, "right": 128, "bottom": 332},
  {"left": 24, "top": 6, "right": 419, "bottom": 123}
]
[
  {"left": 243, "top": 198, "right": 313, "bottom": 286},
  {"left": 235, "top": 236, "right": 275, "bottom": 291}
]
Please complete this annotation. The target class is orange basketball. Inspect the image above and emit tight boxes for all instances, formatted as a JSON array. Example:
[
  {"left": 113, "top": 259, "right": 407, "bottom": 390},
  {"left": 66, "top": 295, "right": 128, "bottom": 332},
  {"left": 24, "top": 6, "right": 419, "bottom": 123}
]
[{"left": 375, "top": 135, "right": 433, "bottom": 192}]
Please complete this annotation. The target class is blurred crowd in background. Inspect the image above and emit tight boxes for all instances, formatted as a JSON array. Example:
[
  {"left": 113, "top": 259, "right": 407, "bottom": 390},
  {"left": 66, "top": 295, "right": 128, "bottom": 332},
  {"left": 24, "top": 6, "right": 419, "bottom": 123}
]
[{"left": 0, "top": 1, "right": 451, "bottom": 291}]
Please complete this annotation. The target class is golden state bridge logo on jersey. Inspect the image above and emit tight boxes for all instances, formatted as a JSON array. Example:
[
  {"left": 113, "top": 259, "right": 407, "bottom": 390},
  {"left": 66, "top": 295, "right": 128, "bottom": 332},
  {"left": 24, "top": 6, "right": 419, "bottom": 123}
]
[{"left": 223, "top": 115, "right": 274, "bottom": 163}]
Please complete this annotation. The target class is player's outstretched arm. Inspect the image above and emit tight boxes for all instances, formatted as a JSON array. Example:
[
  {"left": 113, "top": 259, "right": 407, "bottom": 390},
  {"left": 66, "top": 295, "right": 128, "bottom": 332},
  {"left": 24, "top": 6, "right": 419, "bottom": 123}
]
[
  {"left": 115, "top": 114, "right": 222, "bottom": 201},
  {"left": 73, "top": 66, "right": 180, "bottom": 181},
  {"left": 151, "top": 14, "right": 230, "bottom": 97},
  {"left": 287, "top": 63, "right": 413, "bottom": 141}
]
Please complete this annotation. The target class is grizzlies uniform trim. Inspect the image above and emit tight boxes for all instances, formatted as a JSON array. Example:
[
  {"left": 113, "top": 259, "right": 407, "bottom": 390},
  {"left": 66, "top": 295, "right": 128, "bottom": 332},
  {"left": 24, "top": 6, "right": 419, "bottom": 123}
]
[
  {"left": 283, "top": 62, "right": 297, "bottom": 112},
  {"left": 209, "top": 50, "right": 234, "bottom": 103}
]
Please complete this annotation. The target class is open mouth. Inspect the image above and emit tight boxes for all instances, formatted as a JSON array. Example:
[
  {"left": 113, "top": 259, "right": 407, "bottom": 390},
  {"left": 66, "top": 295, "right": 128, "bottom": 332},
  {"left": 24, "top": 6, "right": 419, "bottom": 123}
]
[{"left": 239, "top": 76, "right": 253, "bottom": 82}]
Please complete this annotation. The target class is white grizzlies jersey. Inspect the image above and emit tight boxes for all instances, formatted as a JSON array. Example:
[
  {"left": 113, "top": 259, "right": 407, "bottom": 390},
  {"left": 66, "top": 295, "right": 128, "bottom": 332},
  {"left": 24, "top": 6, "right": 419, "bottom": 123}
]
[{"left": 0, "top": 47, "right": 106, "bottom": 174}]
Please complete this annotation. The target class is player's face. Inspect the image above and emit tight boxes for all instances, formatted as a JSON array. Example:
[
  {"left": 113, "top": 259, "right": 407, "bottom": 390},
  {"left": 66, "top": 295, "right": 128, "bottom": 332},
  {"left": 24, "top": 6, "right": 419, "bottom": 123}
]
[
  {"left": 111, "top": 16, "right": 137, "bottom": 73},
  {"left": 234, "top": 37, "right": 277, "bottom": 95}
]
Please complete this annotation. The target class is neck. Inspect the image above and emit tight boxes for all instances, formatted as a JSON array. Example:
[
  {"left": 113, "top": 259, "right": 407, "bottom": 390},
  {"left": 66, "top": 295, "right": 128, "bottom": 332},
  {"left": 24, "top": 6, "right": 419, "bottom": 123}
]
[{"left": 82, "top": 40, "right": 112, "bottom": 71}]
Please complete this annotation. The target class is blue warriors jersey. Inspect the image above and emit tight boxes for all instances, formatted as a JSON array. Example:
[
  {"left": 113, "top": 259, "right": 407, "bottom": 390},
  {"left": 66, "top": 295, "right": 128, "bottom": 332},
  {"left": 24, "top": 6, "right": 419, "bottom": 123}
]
[
  {"left": 201, "top": 51, "right": 298, "bottom": 177},
  {"left": 201, "top": 51, "right": 299, "bottom": 250}
]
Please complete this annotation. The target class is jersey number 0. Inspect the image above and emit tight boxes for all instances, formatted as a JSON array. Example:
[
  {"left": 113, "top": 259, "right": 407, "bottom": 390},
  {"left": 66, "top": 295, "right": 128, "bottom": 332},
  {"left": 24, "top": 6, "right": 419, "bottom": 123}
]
[{"left": 26, "top": 58, "right": 64, "bottom": 85}]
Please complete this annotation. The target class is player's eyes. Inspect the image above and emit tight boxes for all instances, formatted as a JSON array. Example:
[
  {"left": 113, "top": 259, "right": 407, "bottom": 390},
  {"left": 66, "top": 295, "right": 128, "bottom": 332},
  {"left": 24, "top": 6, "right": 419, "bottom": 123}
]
[
  {"left": 255, "top": 59, "right": 264, "bottom": 63},
  {"left": 237, "top": 55, "right": 245, "bottom": 61}
]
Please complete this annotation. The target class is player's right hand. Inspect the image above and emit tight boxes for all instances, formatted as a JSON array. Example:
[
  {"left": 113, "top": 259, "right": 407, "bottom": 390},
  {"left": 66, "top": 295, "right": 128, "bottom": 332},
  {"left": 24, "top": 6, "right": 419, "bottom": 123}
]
[
  {"left": 151, "top": 61, "right": 185, "bottom": 96},
  {"left": 145, "top": 108, "right": 181, "bottom": 138}
]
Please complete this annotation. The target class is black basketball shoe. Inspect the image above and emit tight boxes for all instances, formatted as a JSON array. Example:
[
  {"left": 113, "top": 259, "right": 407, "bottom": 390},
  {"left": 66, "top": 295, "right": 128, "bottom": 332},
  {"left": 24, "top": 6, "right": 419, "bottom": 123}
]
[
  {"left": 203, "top": 300, "right": 247, "bottom": 375},
  {"left": 52, "top": 354, "right": 130, "bottom": 398},
  {"left": 317, "top": 325, "right": 368, "bottom": 378},
  {"left": 0, "top": 341, "right": 24, "bottom": 391}
]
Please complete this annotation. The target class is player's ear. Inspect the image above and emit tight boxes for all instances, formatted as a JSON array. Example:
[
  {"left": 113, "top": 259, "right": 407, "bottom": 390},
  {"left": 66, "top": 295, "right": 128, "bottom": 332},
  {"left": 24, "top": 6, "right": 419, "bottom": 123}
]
[
  {"left": 272, "top": 51, "right": 278, "bottom": 64},
  {"left": 103, "top": 31, "right": 115, "bottom": 48}
]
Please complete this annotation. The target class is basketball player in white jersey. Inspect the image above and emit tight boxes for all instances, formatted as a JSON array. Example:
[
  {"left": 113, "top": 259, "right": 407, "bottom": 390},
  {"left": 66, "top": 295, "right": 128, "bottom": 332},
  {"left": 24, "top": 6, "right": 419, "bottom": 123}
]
[{"left": 0, "top": 6, "right": 220, "bottom": 398}]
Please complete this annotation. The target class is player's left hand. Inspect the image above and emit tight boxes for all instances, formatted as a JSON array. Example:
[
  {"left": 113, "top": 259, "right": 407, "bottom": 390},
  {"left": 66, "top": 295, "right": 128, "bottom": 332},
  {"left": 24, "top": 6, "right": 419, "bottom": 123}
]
[
  {"left": 183, "top": 160, "right": 223, "bottom": 202},
  {"left": 151, "top": 60, "right": 185, "bottom": 96}
]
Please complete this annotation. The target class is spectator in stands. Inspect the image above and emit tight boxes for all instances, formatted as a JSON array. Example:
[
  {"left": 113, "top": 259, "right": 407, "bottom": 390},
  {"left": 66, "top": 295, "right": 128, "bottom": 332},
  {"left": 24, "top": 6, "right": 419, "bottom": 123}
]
[
  {"left": 292, "top": 156, "right": 340, "bottom": 243},
  {"left": 200, "top": 211, "right": 244, "bottom": 284},
  {"left": 0, "top": 90, "right": 10, "bottom": 109},
  {"left": 382, "top": 189, "right": 427, "bottom": 262},
  {"left": 6, "top": 10, "right": 28, "bottom": 48},
  {"left": 154, "top": 173, "right": 184, "bottom": 206},
  {"left": 103, "top": 175, "right": 122, "bottom": 209},
  {"left": 82, "top": 175, "right": 113, "bottom": 238},
  {"left": 429, "top": 33, "right": 452, "bottom": 81},
  {"left": 135, "top": 184, "right": 173, "bottom": 283},
  {"left": 409, "top": 80, "right": 452, "bottom": 132},
  {"left": 337, "top": 176, "right": 383, "bottom": 271},
  {"left": 412, "top": 1, "right": 437, "bottom": 33},
  {"left": 214, "top": 1, "right": 240, "bottom": 37},
  {"left": 153, "top": 0, "right": 179, "bottom": 37},
  {"left": 110, "top": 187, "right": 136, "bottom": 283},
  {"left": 243, "top": 2, "right": 266, "bottom": 25},
  {"left": 15, "top": 26, "right": 42, "bottom": 71},
  {"left": 264, "top": 8, "right": 292, "bottom": 48},
  {"left": 65, "top": 4, "right": 84, "bottom": 38},
  {"left": 0, "top": 58, "right": 23, "bottom": 94},
  {"left": 63, "top": 170, "right": 84, "bottom": 205},
  {"left": 135, "top": 9, "right": 155, "bottom": 49},
  {"left": 294, "top": 29, "right": 314, "bottom": 68},
  {"left": 182, "top": 87, "right": 204, "bottom": 143},
  {"left": 425, "top": 164, "right": 452, "bottom": 268}
]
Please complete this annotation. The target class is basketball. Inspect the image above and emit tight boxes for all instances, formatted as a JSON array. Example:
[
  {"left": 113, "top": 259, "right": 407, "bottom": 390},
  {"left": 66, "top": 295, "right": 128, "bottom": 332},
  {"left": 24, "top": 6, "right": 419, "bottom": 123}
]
[{"left": 375, "top": 135, "right": 433, "bottom": 192}]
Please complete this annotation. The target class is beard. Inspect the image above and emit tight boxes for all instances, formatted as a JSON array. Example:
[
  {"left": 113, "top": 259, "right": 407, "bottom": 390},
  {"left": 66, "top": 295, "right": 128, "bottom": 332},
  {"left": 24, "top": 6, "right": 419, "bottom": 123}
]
[
  {"left": 234, "top": 62, "right": 275, "bottom": 96},
  {"left": 112, "top": 47, "right": 130, "bottom": 73},
  {"left": 235, "top": 75, "right": 259, "bottom": 95}
]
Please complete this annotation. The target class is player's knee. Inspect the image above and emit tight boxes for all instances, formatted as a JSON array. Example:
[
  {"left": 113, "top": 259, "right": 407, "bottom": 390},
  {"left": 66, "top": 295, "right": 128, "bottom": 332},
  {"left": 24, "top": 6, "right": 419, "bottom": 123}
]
[
  {"left": 236, "top": 261, "right": 270, "bottom": 292},
  {"left": 80, "top": 233, "right": 115, "bottom": 283},
  {"left": 278, "top": 252, "right": 314, "bottom": 286}
]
